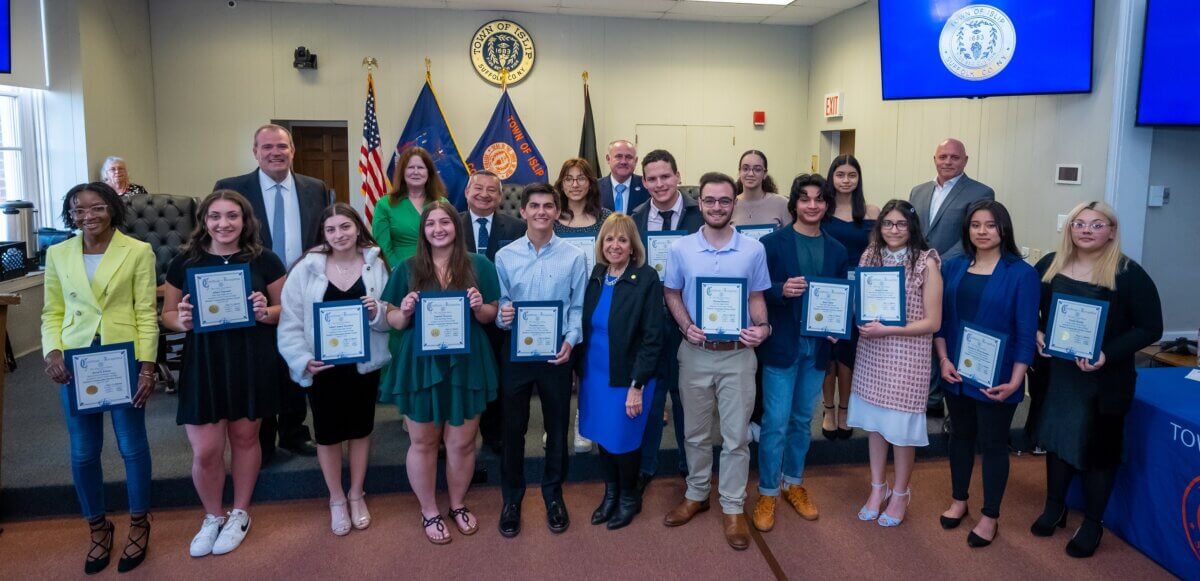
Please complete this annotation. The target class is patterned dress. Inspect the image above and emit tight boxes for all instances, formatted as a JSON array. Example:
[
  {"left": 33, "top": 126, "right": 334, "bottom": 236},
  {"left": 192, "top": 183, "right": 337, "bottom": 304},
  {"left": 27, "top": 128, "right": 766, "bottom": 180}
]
[{"left": 848, "top": 247, "right": 941, "bottom": 446}]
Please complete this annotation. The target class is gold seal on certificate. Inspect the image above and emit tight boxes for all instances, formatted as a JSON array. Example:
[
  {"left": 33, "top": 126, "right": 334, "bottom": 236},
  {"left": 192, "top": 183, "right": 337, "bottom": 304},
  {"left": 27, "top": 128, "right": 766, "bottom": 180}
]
[
  {"left": 801, "top": 277, "right": 853, "bottom": 340},
  {"left": 511, "top": 301, "right": 562, "bottom": 361},
  {"left": 697, "top": 277, "right": 746, "bottom": 341},
  {"left": 956, "top": 323, "right": 1005, "bottom": 388},
  {"left": 416, "top": 292, "right": 469, "bottom": 356},
  {"left": 66, "top": 342, "right": 137, "bottom": 415},
  {"left": 1046, "top": 293, "right": 1108, "bottom": 362},
  {"left": 856, "top": 267, "right": 906, "bottom": 325},
  {"left": 314, "top": 300, "right": 370, "bottom": 364},
  {"left": 188, "top": 263, "right": 254, "bottom": 333}
]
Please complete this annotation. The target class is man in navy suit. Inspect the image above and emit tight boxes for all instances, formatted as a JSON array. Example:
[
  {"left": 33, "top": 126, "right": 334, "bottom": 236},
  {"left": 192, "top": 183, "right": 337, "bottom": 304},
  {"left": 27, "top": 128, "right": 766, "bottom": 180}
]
[
  {"left": 214, "top": 123, "right": 331, "bottom": 461},
  {"left": 599, "top": 140, "right": 648, "bottom": 214}
]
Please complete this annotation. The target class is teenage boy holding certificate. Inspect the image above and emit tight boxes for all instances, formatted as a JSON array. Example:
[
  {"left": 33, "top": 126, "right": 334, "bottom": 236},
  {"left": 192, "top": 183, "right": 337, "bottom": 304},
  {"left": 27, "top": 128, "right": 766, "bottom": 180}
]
[
  {"left": 494, "top": 184, "right": 588, "bottom": 538},
  {"left": 751, "top": 174, "right": 850, "bottom": 532},
  {"left": 660, "top": 172, "right": 771, "bottom": 551},
  {"left": 1028, "top": 201, "right": 1161, "bottom": 559},
  {"left": 932, "top": 200, "right": 1039, "bottom": 548}
]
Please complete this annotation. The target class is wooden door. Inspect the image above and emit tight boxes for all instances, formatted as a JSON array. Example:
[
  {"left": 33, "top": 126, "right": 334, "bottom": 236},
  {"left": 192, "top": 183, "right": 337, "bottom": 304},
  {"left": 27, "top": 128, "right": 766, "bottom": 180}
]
[{"left": 291, "top": 126, "right": 350, "bottom": 204}]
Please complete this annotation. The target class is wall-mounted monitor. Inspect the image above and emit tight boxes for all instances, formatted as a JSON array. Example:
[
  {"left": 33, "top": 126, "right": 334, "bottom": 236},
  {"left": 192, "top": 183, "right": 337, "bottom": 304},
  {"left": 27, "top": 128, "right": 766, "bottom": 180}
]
[
  {"left": 879, "top": 1, "right": 1095, "bottom": 100},
  {"left": 1136, "top": 0, "right": 1200, "bottom": 126}
]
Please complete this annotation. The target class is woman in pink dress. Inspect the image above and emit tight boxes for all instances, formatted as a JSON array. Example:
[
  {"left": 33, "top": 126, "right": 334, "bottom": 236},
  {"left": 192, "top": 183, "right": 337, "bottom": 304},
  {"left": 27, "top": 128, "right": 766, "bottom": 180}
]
[{"left": 849, "top": 199, "right": 943, "bottom": 528}]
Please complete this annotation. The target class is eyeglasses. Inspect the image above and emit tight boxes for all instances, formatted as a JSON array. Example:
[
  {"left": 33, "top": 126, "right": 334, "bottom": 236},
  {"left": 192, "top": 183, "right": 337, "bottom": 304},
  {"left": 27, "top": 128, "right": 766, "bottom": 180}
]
[
  {"left": 739, "top": 165, "right": 766, "bottom": 175},
  {"left": 700, "top": 197, "right": 734, "bottom": 208},
  {"left": 69, "top": 205, "right": 110, "bottom": 218},
  {"left": 880, "top": 220, "right": 909, "bottom": 231},
  {"left": 1070, "top": 220, "right": 1110, "bottom": 232},
  {"left": 562, "top": 176, "right": 590, "bottom": 185}
]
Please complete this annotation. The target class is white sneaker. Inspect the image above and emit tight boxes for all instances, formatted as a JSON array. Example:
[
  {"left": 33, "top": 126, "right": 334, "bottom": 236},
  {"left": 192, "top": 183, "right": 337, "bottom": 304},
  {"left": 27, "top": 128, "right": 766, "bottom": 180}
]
[
  {"left": 574, "top": 410, "right": 593, "bottom": 453},
  {"left": 748, "top": 422, "right": 762, "bottom": 443},
  {"left": 189, "top": 514, "right": 225, "bottom": 557},
  {"left": 211, "top": 509, "right": 251, "bottom": 555}
]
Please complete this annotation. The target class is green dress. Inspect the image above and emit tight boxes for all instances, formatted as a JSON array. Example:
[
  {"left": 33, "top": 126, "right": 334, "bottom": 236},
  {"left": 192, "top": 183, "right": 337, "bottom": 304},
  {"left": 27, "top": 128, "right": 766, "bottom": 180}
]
[
  {"left": 371, "top": 196, "right": 422, "bottom": 267},
  {"left": 379, "top": 253, "right": 500, "bottom": 425}
]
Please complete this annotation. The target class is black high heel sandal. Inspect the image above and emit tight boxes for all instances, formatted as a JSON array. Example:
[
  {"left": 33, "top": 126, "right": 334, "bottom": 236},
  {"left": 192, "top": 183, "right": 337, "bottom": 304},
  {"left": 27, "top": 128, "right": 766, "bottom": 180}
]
[
  {"left": 821, "top": 404, "right": 837, "bottom": 440},
  {"left": 85, "top": 518, "right": 114, "bottom": 575},
  {"left": 117, "top": 514, "right": 151, "bottom": 573},
  {"left": 837, "top": 405, "right": 853, "bottom": 439}
]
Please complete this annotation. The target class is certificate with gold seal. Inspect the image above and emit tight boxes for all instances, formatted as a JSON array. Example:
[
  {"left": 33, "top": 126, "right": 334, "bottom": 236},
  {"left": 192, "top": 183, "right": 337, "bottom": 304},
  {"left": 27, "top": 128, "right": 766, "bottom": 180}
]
[
  {"left": 644, "top": 231, "right": 686, "bottom": 276},
  {"left": 510, "top": 300, "right": 562, "bottom": 362},
  {"left": 65, "top": 342, "right": 137, "bottom": 416},
  {"left": 1045, "top": 293, "right": 1108, "bottom": 364},
  {"left": 855, "top": 266, "right": 906, "bottom": 326},
  {"left": 186, "top": 263, "right": 253, "bottom": 333},
  {"left": 314, "top": 300, "right": 372, "bottom": 364},
  {"left": 415, "top": 291, "right": 471, "bottom": 357},
  {"left": 800, "top": 277, "right": 853, "bottom": 340},
  {"left": 696, "top": 277, "right": 747, "bottom": 341},
  {"left": 956, "top": 323, "right": 1007, "bottom": 389}
]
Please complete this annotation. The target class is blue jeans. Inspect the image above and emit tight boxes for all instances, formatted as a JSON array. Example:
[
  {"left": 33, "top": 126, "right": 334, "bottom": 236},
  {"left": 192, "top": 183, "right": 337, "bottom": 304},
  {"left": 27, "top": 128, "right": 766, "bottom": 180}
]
[
  {"left": 757, "top": 345, "right": 825, "bottom": 496},
  {"left": 60, "top": 386, "right": 152, "bottom": 519}
]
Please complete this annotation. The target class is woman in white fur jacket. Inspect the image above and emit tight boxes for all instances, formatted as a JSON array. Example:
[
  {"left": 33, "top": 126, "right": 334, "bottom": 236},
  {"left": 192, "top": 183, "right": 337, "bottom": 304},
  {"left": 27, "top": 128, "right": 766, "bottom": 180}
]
[{"left": 277, "top": 203, "right": 391, "bottom": 536}]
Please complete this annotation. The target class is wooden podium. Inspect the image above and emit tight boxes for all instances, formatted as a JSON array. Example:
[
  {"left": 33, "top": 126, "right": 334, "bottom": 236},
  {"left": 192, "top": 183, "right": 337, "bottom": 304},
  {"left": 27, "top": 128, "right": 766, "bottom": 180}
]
[{"left": 0, "top": 293, "right": 21, "bottom": 511}]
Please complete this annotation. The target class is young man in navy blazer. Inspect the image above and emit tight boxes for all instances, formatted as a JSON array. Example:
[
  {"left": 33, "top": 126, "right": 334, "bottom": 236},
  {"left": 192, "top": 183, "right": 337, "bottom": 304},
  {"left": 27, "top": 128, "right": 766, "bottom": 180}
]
[{"left": 599, "top": 140, "right": 648, "bottom": 214}]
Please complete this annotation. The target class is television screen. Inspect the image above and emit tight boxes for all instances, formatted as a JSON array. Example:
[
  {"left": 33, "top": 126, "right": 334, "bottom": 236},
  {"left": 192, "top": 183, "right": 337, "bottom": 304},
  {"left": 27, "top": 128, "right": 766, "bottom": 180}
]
[
  {"left": 0, "top": 0, "right": 9, "bottom": 75},
  {"left": 1137, "top": 0, "right": 1200, "bottom": 126},
  {"left": 879, "top": 1, "right": 1094, "bottom": 100}
]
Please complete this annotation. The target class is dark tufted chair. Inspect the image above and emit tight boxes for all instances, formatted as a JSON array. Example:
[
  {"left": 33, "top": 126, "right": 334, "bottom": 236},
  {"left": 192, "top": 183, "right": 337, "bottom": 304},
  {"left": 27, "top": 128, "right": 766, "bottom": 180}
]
[
  {"left": 498, "top": 184, "right": 524, "bottom": 218},
  {"left": 679, "top": 185, "right": 700, "bottom": 201}
]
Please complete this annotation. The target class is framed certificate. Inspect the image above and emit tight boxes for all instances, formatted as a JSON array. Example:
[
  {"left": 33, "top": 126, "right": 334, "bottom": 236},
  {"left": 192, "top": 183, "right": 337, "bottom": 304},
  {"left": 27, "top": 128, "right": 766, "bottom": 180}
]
[
  {"left": 1045, "top": 293, "right": 1109, "bottom": 363},
  {"left": 414, "top": 291, "right": 471, "bottom": 356},
  {"left": 644, "top": 230, "right": 686, "bottom": 276},
  {"left": 735, "top": 224, "right": 777, "bottom": 241},
  {"left": 800, "top": 277, "right": 854, "bottom": 340},
  {"left": 313, "top": 300, "right": 371, "bottom": 365},
  {"left": 64, "top": 342, "right": 137, "bottom": 416},
  {"left": 956, "top": 322, "right": 1008, "bottom": 389},
  {"left": 510, "top": 300, "right": 563, "bottom": 362},
  {"left": 186, "top": 263, "right": 254, "bottom": 333},
  {"left": 696, "top": 277, "right": 748, "bottom": 341},
  {"left": 855, "top": 266, "right": 906, "bottom": 326},
  {"left": 558, "top": 233, "right": 597, "bottom": 274}
]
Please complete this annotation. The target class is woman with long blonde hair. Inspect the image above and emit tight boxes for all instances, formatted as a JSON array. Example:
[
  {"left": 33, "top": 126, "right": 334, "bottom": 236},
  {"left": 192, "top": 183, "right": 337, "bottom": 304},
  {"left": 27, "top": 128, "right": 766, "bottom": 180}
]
[{"left": 1028, "top": 201, "right": 1161, "bottom": 558}]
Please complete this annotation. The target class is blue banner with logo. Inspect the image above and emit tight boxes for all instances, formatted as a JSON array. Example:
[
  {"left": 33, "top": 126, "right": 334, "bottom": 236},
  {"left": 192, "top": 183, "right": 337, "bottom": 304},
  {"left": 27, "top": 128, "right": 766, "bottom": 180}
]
[
  {"left": 465, "top": 92, "right": 548, "bottom": 187},
  {"left": 390, "top": 80, "right": 471, "bottom": 209}
]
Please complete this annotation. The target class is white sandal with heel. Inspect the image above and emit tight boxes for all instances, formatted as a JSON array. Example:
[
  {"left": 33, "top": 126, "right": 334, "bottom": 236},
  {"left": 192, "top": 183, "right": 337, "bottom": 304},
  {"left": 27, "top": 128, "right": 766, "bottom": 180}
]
[
  {"left": 858, "top": 482, "right": 892, "bottom": 521},
  {"left": 330, "top": 501, "right": 351, "bottom": 536}
]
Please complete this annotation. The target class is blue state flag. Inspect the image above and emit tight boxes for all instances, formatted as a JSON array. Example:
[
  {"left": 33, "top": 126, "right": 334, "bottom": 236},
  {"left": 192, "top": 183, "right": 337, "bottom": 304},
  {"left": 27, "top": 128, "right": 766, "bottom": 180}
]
[
  {"left": 466, "top": 92, "right": 548, "bottom": 188},
  {"left": 390, "top": 80, "right": 471, "bottom": 209}
]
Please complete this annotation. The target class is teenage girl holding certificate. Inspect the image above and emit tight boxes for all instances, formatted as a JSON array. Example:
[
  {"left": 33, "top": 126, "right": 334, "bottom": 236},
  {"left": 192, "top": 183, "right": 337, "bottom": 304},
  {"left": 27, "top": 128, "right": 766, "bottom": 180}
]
[{"left": 277, "top": 203, "right": 392, "bottom": 536}]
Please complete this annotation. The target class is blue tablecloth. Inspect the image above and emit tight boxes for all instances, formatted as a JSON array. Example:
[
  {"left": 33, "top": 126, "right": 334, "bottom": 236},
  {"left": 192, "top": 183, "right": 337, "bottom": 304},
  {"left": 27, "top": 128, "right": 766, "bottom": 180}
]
[{"left": 1083, "top": 367, "right": 1200, "bottom": 578}]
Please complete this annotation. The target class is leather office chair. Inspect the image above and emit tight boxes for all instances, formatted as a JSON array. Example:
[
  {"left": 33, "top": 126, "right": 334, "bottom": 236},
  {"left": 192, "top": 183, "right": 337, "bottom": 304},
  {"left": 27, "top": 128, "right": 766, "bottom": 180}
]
[
  {"left": 499, "top": 184, "right": 525, "bottom": 218},
  {"left": 678, "top": 185, "right": 700, "bottom": 201},
  {"left": 123, "top": 193, "right": 197, "bottom": 392}
]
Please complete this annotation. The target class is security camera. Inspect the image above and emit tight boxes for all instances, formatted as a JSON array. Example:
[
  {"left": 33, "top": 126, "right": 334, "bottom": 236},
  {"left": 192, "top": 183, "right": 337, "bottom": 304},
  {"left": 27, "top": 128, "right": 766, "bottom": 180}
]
[
  {"left": 293, "top": 47, "right": 318, "bottom": 70},
  {"left": 227, "top": 1, "right": 237, "bottom": 7}
]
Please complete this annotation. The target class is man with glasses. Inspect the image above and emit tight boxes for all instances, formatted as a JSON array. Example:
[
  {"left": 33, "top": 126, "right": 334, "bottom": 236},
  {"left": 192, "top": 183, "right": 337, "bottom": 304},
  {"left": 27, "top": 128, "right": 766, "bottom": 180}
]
[
  {"left": 660, "top": 172, "right": 771, "bottom": 551},
  {"left": 599, "top": 140, "right": 648, "bottom": 214},
  {"left": 908, "top": 138, "right": 994, "bottom": 417}
]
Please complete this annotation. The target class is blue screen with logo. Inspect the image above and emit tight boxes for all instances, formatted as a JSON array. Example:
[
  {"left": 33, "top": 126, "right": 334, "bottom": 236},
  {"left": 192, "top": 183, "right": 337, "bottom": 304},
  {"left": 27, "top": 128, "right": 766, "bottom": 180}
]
[
  {"left": 0, "top": 0, "right": 10, "bottom": 75},
  {"left": 1137, "top": 0, "right": 1200, "bottom": 126},
  {"left": 879, "top": 1, "right": 1094, "bottom": 100}
]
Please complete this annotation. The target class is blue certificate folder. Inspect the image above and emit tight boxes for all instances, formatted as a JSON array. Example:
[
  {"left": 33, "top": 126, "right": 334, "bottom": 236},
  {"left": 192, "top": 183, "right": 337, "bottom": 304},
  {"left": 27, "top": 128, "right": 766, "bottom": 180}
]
[
  {"left": 735, "top": 224, "right": 777, "bottom": 240},
  {"left": 695, "top": 277, "right": 748, "bottom": 342},
  {"left": 855, "top": 266, "right": 907, "bottom": 326},
  {"left": 65, "top": 342, "right": 138, "bottom": 416},
  {"left": 313, "top": 299, "right": 372, "bottom": 365},
  {"left": 957, "top": 322, "right": 1009, "bottom": 390},
  {"left": 186, "top": 263, "right": 254, "bottom": 333},
  {"left": 800, "top": 277, "right": 854, "bottom": 340},
  {"left": 510, "top": 300, "right": 563, "bottom": 362},
  {"left": 1044, "top": 293, "right": 1109, "bottom": 364},
  {"left": 414, "top": 291, "right": 471, "bottom": 357}
]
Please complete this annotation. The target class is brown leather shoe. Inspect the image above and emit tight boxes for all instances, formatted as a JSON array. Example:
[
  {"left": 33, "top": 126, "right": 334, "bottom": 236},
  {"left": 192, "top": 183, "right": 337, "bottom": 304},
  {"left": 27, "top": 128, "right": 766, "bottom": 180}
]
[
  {"left": 663, "top": 498, "right": 710, "bottom": 527},
  {"left": 723, "top": 513, "right": 751, "bottom": 550}
]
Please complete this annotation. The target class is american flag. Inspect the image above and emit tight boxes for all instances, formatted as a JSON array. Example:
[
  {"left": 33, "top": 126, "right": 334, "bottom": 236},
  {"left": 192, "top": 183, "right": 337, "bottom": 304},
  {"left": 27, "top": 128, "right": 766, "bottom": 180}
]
[{"left": 358, "top": 73, "right": 389, "bottom": 221}]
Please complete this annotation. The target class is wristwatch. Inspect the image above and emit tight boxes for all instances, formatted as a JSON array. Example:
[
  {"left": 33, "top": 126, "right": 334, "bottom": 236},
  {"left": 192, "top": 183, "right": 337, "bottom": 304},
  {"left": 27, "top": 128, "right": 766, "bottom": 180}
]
[{"left": 630, "top": 381, "right": 644, "bottom": 391}]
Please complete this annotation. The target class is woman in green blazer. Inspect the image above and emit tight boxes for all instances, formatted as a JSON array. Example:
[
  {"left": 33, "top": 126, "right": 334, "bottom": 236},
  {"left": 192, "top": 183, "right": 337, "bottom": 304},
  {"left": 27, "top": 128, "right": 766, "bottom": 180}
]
[{"left": 41, "top": 182, "right": 159, "bottom": 574}]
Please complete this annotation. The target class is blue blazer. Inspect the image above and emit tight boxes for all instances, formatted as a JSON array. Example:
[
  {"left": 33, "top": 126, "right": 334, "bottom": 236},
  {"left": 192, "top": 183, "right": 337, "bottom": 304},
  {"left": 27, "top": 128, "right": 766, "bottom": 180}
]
[
  {"left": 599, "top": 174, "right": 648, "bottom": 214},
  {"left": 937, "top": 253, "right": 1040, "bottom": 403},
  {"left": 759, "top": 226, "right": 849, "bottom": 370}
]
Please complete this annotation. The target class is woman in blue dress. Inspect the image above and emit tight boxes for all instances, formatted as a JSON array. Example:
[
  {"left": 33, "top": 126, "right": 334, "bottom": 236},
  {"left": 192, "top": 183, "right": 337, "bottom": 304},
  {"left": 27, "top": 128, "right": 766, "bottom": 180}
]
[{"left": 576, "top": 213, "right": 663, "bottom": 530}]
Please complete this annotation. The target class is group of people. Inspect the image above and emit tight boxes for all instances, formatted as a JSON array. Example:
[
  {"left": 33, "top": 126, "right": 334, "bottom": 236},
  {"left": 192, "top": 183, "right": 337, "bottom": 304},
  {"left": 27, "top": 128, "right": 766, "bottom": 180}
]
[{"left": 40, "top": 127, "right": 1163, "bottom": 574}]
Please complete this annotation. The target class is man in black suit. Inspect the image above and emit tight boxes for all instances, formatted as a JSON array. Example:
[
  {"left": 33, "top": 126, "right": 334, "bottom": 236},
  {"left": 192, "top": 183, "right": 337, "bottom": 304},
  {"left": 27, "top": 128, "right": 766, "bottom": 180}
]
[
  {"left": 630, "top": 149, "right": 703, "bottom": 491},
  {"left": 214, "top": 123, "right": 331, "bottom": 460},
  {"left": 460, "top": 170, "right": 526, "bottom": 452},
  {"left": 599, "top": 140, "right": 649, "bottom": 215}
]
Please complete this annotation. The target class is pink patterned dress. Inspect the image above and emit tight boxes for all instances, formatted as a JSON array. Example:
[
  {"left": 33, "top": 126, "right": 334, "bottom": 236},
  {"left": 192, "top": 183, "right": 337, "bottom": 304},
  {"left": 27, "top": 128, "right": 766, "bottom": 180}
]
[{"left": 848, "top": 247, "right": 941, "bottom": 446}]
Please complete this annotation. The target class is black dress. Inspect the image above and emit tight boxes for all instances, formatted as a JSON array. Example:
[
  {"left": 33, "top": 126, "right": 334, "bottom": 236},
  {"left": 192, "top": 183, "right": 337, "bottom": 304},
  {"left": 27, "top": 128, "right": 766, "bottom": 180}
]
[
  {"left": 308, "top": 277, "right": 379, "bottom": 445},
  {"left": 166, "top": 250, "right": 287, "bottom": 425}
]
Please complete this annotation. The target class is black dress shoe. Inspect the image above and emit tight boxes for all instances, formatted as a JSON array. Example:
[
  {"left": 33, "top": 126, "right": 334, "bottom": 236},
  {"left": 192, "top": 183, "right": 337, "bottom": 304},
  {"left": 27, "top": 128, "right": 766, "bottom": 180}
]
[
  {"left": 606, "top": 493, "right": 642, "bottom": 530},
  {"left": 591, "top": 484, "right": 618, "bottom": 525},
  {"left": 940, "top": 508, "right": 968, "bottom": 530},
  {"left": 498, "top": 503, "right": 521, "bottom": 538},
  {"left": 117, "top": 515, "right": 151, "bottom": 572},
  {"left": 546, "top": 500, "right": 570, "bottom": 534},
  {"left": 967, "top": 525, "right": 996, "bottom": 548},
  {"left": 1065, "top": 519, "right": 1104, "bottom": 558},
  {"left": 84, "top": 518, "right": 114, "bottom": 575},
  {"left": 282, "top": 441, "right": 318, "bottom": 457},
  {"left": 1030, "top": 505, "right": 1068, "bottom": 537}
]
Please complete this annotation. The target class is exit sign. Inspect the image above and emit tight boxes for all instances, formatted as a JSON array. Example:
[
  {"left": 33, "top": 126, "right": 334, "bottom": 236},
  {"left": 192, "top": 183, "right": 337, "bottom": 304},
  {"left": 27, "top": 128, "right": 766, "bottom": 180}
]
[{"left": 824, "top": 93, "right": 843, "bottom": 118}]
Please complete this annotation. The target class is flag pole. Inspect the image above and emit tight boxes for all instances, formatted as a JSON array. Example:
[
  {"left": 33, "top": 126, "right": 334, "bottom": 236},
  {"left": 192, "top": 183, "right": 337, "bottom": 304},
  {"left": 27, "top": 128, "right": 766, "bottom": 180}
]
[
  {"left": 425, "top": 57, "right": 432, "bottom": 83},
  {"left": 500, "top": 68, "right": 509, "bottom": 92}
]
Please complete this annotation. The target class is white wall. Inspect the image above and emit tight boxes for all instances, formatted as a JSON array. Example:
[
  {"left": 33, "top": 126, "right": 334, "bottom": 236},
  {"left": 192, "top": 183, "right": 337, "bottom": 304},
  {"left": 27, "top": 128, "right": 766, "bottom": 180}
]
[
  {"left": 147, "top": 0, "right": 811, "bottom": 202},
  {"left": 0, "top": 0, "right": 48, "bottom": 89},
  {"left": 806, "top": 0, "right": 1123, "bottom": 256},
  {"left": 1142, "top": 128, "right": 1200, "bottom": 337}
]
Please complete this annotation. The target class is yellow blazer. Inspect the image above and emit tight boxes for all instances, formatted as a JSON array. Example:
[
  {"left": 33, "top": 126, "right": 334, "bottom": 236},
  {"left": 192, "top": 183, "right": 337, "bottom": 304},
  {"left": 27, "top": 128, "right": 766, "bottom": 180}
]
[{"left": 41, "top": 230, "right": 159, "bottom": 362}]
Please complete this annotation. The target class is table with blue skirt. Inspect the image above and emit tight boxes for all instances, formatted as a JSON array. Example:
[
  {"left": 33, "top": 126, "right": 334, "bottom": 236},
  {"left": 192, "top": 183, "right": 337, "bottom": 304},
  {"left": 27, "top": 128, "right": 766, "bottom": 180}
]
[{"left": 1069, "top": 367, "right": 1200, "bottom": 579}]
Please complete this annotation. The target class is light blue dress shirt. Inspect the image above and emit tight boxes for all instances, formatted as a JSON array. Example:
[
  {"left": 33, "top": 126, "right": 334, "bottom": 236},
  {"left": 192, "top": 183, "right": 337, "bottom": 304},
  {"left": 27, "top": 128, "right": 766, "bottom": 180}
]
[{"left": 495, "top": 234, "right": 589, "bottom": 346}]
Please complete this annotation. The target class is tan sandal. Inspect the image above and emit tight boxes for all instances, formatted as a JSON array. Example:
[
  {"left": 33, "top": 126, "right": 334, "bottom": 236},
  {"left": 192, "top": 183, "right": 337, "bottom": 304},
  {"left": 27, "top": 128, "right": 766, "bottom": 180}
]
[
  {"left": 422, "top": 514, "right": 452, "bottom": 545},
  {"left": 448, "top": 506, "right": 478, "bottom": 536}
]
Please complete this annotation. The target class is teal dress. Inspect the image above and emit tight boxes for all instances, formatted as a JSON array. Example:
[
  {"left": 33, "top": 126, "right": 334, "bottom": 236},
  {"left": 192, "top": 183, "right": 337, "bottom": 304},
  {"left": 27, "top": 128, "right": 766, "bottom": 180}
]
[{"left": 379, "top": 253, "right": 500, "bottom": 425}]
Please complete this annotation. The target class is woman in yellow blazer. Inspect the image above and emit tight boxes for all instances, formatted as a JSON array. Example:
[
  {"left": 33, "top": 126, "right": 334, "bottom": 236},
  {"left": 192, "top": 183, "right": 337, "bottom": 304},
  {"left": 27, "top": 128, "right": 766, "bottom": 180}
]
[{"left": 41, "top": 182, "right": 159, "bottom": 575}]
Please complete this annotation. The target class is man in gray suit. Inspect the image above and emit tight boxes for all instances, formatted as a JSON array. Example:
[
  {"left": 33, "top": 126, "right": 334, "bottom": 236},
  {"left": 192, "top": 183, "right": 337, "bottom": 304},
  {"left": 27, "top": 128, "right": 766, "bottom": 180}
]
[{"left": 909, "top": 138, "right": 994, "bottom": 415}]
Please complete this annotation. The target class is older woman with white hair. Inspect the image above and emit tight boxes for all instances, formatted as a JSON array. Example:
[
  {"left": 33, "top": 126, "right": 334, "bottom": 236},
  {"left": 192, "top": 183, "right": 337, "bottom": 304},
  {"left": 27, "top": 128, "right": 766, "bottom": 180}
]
[{"left": 101, "top": 156, "right": 148, "bottom": 197}]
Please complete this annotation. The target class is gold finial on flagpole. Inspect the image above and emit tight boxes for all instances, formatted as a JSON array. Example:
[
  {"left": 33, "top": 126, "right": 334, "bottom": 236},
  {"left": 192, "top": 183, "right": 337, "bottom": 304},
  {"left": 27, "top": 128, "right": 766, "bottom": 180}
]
[
  {"left": 582, "top": 71, "right": 589, "bottom": 85},
  {"left": 500, "top": 68, "right": 509, "bottom": 91},
  {"left": 425, "top": 57, "right": 432, "bottom": 82},
  {"left": 362, "top": 56, "right": 378, "bottom": 71}
]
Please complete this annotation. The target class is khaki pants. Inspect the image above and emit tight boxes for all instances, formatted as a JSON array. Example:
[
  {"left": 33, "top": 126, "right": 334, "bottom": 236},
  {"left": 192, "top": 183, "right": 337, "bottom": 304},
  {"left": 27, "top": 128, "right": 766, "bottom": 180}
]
[{"left": 677, "top": 341, "right": 757, "bottom": 514}]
